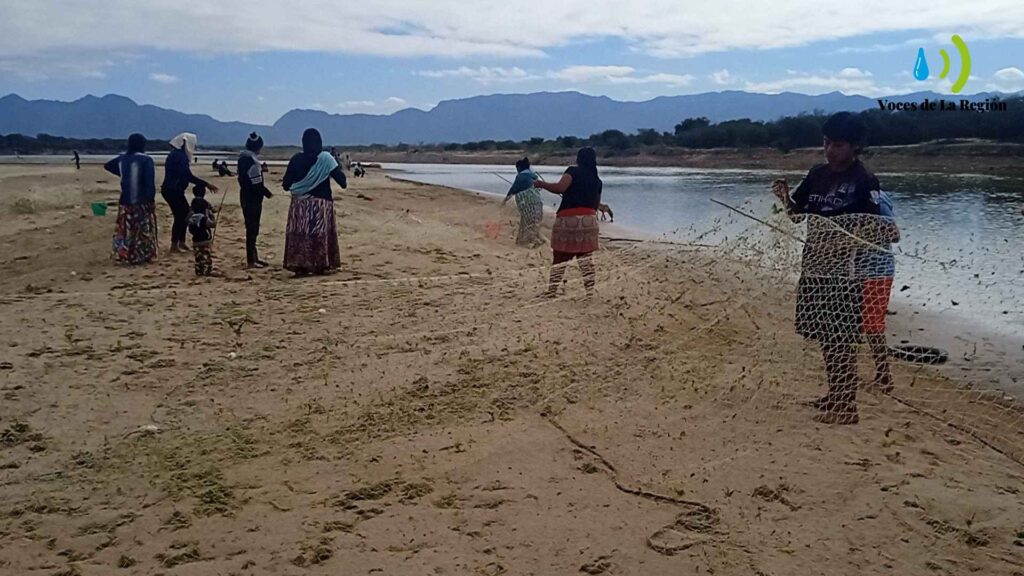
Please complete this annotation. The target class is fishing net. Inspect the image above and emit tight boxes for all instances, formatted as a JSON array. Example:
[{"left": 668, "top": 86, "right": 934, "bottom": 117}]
[{"left": 2, "top": 175, "right": 1022, "bottom": 574}]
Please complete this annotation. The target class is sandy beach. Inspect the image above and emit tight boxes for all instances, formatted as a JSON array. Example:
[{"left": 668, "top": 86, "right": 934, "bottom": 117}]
[{"left": 1, "top": 162, "right": 1023, "bottom": 576}]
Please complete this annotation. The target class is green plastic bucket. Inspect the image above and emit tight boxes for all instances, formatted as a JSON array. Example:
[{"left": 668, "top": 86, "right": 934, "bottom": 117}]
[{"left": 90, "top": 202, "right": 108, "bottom": 216}]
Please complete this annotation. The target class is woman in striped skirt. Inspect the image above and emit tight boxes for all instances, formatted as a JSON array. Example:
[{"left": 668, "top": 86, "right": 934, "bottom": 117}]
[{"left": 282, "top": 128, "right": 347, "bottom": 276}]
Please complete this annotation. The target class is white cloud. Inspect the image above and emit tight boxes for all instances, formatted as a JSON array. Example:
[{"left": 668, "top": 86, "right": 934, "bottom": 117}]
[
  {"left": 828, "top": 37, "right": 927, "bottom": 55},
  {"left": 744, "top": 68, "right": 893, "bottom": 96},
  {"left": 837, "top": 67, "right": 872, "bottom": 79},
  {"left": 710, "top": 69, "right": 733, "bottom": 85},
  {"left": 994, "top": 67, "right": 1024, "bottom": 82},
  {"left": 609, "top": 72, "right": 694, "bottom": 86},
  {"left": 336, "top": 97, "right": 410, "bottom": 114},
  {"left": 149, "top": 72, "right": 179, "bottom": 84},
  {"left": 0, "top": 51, "right": 122, "bottom": 81},
  {"left": 547, "top": 66, "right": 693, "bottom": 86},
  {"left": 986, "top": 67, "right": 1024, "bottom": 92},
  {"left": 5, "top": 1, "right": 1024, "bottom": 61},
  {"left": 743, "top": 66, "right": 992, "bottom": 97},
  {"left": 416, "top": 66, "right": 537, "bottom": 84},
  {"left": 339, "top": 100, "right": 377, "bottom": 108},
  {"left": 417, "top": 64, "right": 692, "bottom": 87},
  {"left": 549, "top": 65, "right": 636, "bottom": 82}
]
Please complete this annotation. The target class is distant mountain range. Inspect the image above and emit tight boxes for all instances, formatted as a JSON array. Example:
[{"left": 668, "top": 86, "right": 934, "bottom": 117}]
[{"left": 0, "top": 90, "right": 1014, "bottom": 146}]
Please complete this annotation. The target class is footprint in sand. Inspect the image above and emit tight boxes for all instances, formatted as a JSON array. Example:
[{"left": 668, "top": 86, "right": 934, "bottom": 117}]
[{"left": 646, "top": 505, "right": 720, "bottom": 556}]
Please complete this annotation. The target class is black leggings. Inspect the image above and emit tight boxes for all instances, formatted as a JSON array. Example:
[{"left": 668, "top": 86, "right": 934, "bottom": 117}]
[
  {"left": 161, "top": 189, "right": 190, "bottom": 244},
  {"left": 240, "top": 193, "right": 264, "bottom": 264}
]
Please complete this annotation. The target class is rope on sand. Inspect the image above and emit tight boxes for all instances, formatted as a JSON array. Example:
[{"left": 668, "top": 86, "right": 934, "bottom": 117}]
[{"left": 542, "top": 414, "right": 714, "bottom": 509}]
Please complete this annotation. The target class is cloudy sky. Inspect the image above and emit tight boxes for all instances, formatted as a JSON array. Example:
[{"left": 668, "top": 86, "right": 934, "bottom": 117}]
[{"left": 1, "top": 0, "right": 1023, "bottom": 124}]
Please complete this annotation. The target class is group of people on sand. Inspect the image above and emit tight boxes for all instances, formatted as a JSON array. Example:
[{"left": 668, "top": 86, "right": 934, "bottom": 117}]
[
  {"left": 102, "top": 111, "right": 896, "bottom": 426},
  {"left": 503, "top": 113, "right": 900, "bottom": 427},
  {"left": 103, "top": 128, "right": 347, "bottom": 277}
]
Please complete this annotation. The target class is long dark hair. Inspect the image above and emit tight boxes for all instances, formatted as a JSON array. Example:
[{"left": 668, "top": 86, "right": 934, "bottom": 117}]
[{"left": 576, "top": 147, "right": 598, "bottom": 174}]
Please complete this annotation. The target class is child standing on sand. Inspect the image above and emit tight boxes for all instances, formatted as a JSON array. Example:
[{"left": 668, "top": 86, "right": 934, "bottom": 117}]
[
  {"left": 853, "top": 190, "right": 900, "bottom": 392},
  {"left": 187, "top": 184, "right": 218, "bottom": 276},
  {"left": 772, "top": 112, "right": 883, "bottom": 425}
]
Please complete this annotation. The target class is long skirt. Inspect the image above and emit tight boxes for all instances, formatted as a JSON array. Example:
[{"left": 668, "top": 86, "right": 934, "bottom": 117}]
[
  {"left": 112, "top": 202, "right": 158, "bottom": 265},
  {"left": 284, "top": 195, "right": 341, "bottom": 273},
  {"left": 551, "top": 210, "right": 599, "bottom": 254},
  {"left": 515, "top": 194, "right": 544, "bottom": 247}
]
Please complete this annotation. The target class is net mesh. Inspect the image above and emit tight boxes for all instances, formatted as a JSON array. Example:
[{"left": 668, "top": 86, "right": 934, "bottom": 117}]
[{"left": 2, "top": 177, "right": 1022, "bottom": 571}]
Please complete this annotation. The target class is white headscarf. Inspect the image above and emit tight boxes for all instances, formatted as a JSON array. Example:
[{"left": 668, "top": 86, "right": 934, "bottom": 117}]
[{"left": 169, "top": 132, "right": 198, "bottom": 164}]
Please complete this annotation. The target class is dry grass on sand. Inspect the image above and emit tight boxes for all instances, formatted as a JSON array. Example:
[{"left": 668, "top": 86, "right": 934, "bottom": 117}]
[{"left": 1, "top": 164, "right": 1023, "bottom": 575}]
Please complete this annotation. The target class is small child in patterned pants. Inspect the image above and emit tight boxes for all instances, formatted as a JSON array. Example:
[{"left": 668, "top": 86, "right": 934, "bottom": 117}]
[{"left": 187, "top": 184, "right": 217, "bottom": 276}]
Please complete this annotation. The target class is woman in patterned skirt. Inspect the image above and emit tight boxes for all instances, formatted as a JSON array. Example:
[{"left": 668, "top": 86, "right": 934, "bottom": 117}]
[
  {"left": 502, "top": 157, "right": 544, "bottom": 247},
  {"left": 104, "top": 133, "right": 158, "bottom": 265},
  {"left": 282, "top": 128, "right": 347, "bottom": 276},
  {"left": 534, "top": 147, "right": 603, "bottom": 298}
]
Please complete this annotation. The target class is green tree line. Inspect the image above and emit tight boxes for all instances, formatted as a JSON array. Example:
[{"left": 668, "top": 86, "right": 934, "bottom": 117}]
[
  {"left": 390, "top": 95, "right": 1024, "bottom": 153},
  {"left": 0, "top": 133, "right": 173, "bottom": 155},
  {"left": 4, "top": 96, "right": 1022, "bottom": 154}
]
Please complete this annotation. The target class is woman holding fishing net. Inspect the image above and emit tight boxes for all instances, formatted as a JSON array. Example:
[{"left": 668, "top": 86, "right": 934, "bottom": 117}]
[
  {"left": 502, "top": 157, "right": 545, "bottom": 248},
  {"left": 534, "top": 147, "right": 603, "bottom": 298}
]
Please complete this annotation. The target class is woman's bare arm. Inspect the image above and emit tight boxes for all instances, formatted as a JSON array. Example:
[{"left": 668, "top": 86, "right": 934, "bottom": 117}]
[{"left": 535, "top": 173, "right": 572, "bottom": 195}]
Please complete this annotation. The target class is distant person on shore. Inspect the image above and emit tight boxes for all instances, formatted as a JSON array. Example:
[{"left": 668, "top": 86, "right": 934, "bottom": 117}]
[
  {"left": 534, "top": 147, "right": 602, "bottom": 297},
  {"left": 282, "top": 128, "right": 346, "bottom": 276},
  {"left": 162, "top": 133, "right": 218, "bottom": 253},
  {"left": 238, "top": 132, "right": 273, "bottom": 269},
  {"left": 502, "top": 157, "right": 544, "bottom": 248},
  {"left": 187, "top": 183, "right": 218, "bottom": 276},
  {"left": 72, "top": 150, "right": 80, "bottom": 170},
  {"left": 215, "top": 160, "right": 234, "bottom": 177},
  {"left": 104, "top": 133, "right": 158, "bottom": 265},
  {"left": 853, "top": 190, "right": 900, "bottom": 393},
  {"left": 772, "top": 111, "right": 884, "bottom": 425}
]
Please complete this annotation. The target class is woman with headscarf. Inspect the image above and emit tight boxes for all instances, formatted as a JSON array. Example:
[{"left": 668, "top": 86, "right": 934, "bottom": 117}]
[
  {"left": 237, "top": 132, "right": 273, "bottom": 268},
  {"left": 104, "top": 133, "right": 158, "bottom": 264},
  {"left": 161, "top": 132, "right": 218, "bottom": 252},
  {"left": 534, "top": 147, "right": 602, "bottom": 298},
  {"left": 502, "top": 157, "right": 544, "bottom": 248},
  {"left": 282, "top": 128, "right": 346, "bottom": 276}
]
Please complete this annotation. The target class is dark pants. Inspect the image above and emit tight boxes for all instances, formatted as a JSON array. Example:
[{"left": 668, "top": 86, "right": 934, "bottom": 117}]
[
  {"left": 547, "top": 251, "right": 595, "bottom": 295},
  {"left": 240, "top": 193, "right": 264, "bottom": 264},
  {"left": 161, "top": 189, "right": 190, "bottom": 245}
]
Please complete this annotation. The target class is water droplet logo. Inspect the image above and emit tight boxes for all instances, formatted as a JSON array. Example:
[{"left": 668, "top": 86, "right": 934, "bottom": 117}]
[
  {"left": 914, "top": 35, "right": 971, "bottom": 93},
  {"left": 913, "top": 47, "right": 929, "bottom": 81}
]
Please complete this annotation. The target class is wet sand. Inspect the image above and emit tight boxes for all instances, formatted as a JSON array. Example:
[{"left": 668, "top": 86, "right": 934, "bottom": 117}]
[{"left": 1, "top": 163, "right": 1023, "bottom": 576}]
